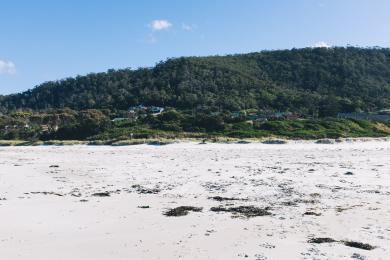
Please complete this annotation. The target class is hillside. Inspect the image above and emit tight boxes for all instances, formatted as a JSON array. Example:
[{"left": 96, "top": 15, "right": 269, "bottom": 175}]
[{"left": 1, "top": 47, "right": 390, "bottom": 117}]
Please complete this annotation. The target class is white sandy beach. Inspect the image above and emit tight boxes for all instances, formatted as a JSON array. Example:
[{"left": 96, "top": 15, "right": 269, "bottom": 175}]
[{"left": 0, "top": 141, "right": 389, "bottom": 259}]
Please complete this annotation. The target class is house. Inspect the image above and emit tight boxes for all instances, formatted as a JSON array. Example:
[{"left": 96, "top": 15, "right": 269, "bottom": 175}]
[
  {"left": 150, "top": 106, "right": 164, "bottom": 114},
  {"left": 231, "top": 111, "right": 242, "bottom": 118},
  {"left": 3, "top": 124, "right": 30, "bottom": 130},
  {"left": 338, "top": 112, "right": 390, "bottom": 122},
  {"left": 256, "top": 112, "right": 283, "bottom": 120},
  {"left": 127, "top": 104, "right": 165, "bottom": 120},
  {"left": 284, "top": 112, "right": 300, "bottom": 120},
  {"left": 127, "top": 104, "right": 147, "bottom": 121},
  {"left": 252, "top": 111, "right": 301, "bottom": 121},
  {"left": 378, "top": 109, "right": 390, "bottom": 115},
  {"left": 41, "top": 125, "right": 49, "bottom": 132},
  {"left": 128, "top": 104, "right": 165, "bottom": 114},
  {"left": 369, "top": 114, "right": 390, "bottom": 121},
  {"left": 247, "top": 114, "right": 259, "bottom": 121},
  {"left": 273, "top": 112, "right": 285, "bottom": 119},
  {"left": 254, "top": 117, "right": 268, "bottom": 123},
  {"left": 112, "top": 118, "right": 128, "bottom": 122},
  {"left": 128, "top": 104, "right": 147, "bottom": 112},
  {"left": 128, "top": 110, "right": 138, "bottom": 121},
  {"left": 39, "top": 124, "right": 59, "bottom": 132}
]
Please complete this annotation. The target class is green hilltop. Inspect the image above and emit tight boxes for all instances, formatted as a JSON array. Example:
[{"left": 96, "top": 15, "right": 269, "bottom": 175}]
[
  {"left": 1, "top": 47, "right": 390, "bottom": 142},
  {"left": 1, "top": 47, "right": 390, "bottom": 116}
]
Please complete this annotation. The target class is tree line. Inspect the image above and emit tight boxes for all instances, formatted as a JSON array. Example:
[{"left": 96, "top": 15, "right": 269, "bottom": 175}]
[{"left": 1, "top": 47, "right": 390, "bottom": 117}]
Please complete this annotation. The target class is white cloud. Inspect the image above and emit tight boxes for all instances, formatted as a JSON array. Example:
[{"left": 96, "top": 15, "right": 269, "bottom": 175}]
[
  {"left": 313, "top": 41, "right": 331, "bottom": 48},
  {"left": 0, "top": 60, "right": 16, "bottom": 75},
  {"left": 149, "top": 20, "right": 172, "bottom": 31}
]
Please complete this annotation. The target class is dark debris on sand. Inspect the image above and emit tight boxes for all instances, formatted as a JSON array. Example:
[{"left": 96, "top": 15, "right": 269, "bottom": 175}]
[
  {"left": 210, "top": 206, "right": 271, "bottom": 218},
  {"left": 343, "top": 241, "right": 376, "bottom": 250},
  {"left": 351, "top": 253, "right": 366, "bottom": 260},
  {"left": 209, "top": 196, "right": 245, "bottom": 202},
  {"left": 308, "top": 237, "right": 338, "bottom": 244},
  {"left": 164, "top": 206, "right": 203, "bottom": 217},
  {"left": 303, "top": 211, "right": 322, "bottom": 216},
  {"left": 92, "top": 192, "right": 111, "bottom": 197},
  {"left": 281, "top": 201, "right": 298, "bottom": 207},
  {"left": 132, "top": 185, "right": 161, "bottom": 194},
  {"left": 308, "top": 238, "right": 376, "bottom": 251},
  {"left": 30, "top": 191, "right": 63, "bottom": 196}
]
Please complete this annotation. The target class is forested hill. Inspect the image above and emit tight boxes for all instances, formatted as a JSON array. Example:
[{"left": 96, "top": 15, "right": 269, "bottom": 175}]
[{"left": 1, "top": 47, "right": 390, "bottom": 117}]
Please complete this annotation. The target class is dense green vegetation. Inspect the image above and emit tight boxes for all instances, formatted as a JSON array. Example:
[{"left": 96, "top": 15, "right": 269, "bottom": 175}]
[
  {"left": 0, "top": 109, "right": 110, "bottom": 140},
  {"left": 1, "top": 108, "right": 389, "bottom": 141},
  {"left": 1, "top": 47, "right": 390, "bottom": 116},
  {"left": 1, "top": 47, "right": 390, "bottom": 142},
  {"left": 93, "top": 112, "right": 390, "bottom": 140}
]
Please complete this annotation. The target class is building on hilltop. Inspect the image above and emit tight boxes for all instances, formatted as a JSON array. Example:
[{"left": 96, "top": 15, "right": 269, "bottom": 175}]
[{"left": 337, "top": 111, "right": 390, "bottom": 122}]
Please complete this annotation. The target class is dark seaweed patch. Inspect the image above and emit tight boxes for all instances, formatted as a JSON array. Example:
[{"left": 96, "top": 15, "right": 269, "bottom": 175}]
[
  {"left": 92, "top": 192, "right": 110, "bottom": 197},
  {"left": 132, "top": 185, "right": 160, "bottom": 194},
  {"left": 209, "top": 196, "right": 244, "bottom": 202},
  {"left": 210, "top": 206, "right": 271, "bottom": 218},
  {"left": 304, "top": 212, "right": 322, "bottom": 216},
  {"left": 343, "top": 241, "right": 376, "bottom": 250},
  {"left": 164, "top": 206, "right": 202, "bottom": 217},
  {"left": 308, "top": 237, "right": 337, "bottom": 244}
]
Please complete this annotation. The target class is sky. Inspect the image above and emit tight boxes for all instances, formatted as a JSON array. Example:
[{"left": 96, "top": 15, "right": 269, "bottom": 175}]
[{"left": 1, "top": 0, "right": 390, "bottom": 94}]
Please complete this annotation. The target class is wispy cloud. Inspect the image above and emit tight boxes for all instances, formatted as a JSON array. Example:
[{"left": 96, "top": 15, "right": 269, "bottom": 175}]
[
  {"left": 0, "top": 59, "right": 16, "bottom": 75},
  {"left": 182, "top": 23, "right": 196, "bottom": 31},
  {"left": 313, "top": 41, "right": 331, "bottom": 48},
  {"left": 149, "top": 20, "right": 172, "bottom": 31},
  {"left": 318, "top": 2, "right": 325, "bottom": 8},
  {"left": 147, "top": 33, "right": 157, "bottom": 44}
]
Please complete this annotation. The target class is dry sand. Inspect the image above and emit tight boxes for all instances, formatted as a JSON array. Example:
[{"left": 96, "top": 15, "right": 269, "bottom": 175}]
[{"left": 0, "top": 141, "right": 389, "bottom": 259}]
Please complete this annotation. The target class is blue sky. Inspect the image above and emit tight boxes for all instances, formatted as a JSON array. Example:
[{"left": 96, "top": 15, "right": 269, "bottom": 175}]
[{"left": 1, "top": 0, "right": 390, "bottom": 94}]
